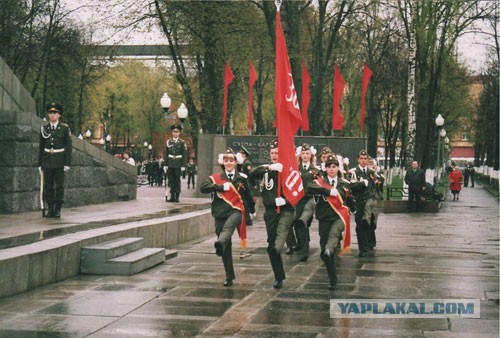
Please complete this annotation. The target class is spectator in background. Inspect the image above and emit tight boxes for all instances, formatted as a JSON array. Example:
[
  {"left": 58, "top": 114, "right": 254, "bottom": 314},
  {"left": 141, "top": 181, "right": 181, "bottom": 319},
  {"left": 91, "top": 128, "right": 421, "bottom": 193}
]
[
  {"left": 449, "top": 166, "right": 463, "bottom": 201},
  {"left": 464, "top": 163, "right": 475, "bottom": 188},
  {"left": 123, "top": 151, "right": 136, "bottom": 166},
  {"left": 404, "top": 161, "right": 426, "bottom": 212}
]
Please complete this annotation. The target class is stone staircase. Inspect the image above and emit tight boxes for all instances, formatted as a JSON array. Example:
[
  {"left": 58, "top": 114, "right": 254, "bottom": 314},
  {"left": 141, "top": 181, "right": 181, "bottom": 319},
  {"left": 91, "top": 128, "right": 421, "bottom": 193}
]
[{"left": 80, "top": 237, "right": 175, "bottom": 275}]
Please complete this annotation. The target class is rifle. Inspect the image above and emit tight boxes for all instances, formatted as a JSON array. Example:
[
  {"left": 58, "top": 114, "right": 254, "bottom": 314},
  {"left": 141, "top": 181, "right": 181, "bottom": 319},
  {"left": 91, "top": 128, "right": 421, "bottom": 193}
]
[{"left": 40, "top": 169, "right": 45, "bottom": 217}]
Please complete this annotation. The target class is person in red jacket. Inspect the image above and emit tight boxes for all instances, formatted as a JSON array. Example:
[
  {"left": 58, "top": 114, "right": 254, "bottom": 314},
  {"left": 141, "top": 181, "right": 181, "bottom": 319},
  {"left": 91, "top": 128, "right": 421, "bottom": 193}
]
[{"left": 449, "top": 166, "right": 463, "bottom": 201}]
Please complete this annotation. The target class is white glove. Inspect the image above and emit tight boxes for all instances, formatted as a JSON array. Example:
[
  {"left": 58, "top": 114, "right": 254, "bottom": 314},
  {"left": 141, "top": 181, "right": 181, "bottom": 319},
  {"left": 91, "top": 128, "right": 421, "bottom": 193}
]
[
  {"left": 363, "top": 179, "right": 369, "bottom": 187},
  {"left": 223, "top": 182, "right": 231, "bottom": 191},
  {"left": 181, "top": 167, "right": 186, "bottom": 172},
  {"left": 275, "top": 197, "right": 286, "bottom": 206},
  {"left": 320, "top": 163, "right": 325, "bottom": 171},
  {"left": 330, "top": 188, "right": 338, "bottom": 196},
  {"left": 250, "top": 213, "right": 256, "bottom": 220},
  {"left": 163, "top": 166, "right": 168, "bottom": 173},
  {"left": 38, "top": 167, "right": 42, "bottom": 174},
  {"left": 64, "top": 166, "right": 70, "bottom": 172},
  {"left": 269, "top": 163, "right": 283, "bottom": 172}
]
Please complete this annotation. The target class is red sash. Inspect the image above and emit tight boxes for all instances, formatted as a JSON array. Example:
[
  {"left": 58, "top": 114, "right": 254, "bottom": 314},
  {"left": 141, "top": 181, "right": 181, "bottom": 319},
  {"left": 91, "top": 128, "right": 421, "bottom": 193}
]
[
  {"left": 315, "top": 178, "right": 351, "bottom": 254},
  {"left": 210, "top": 173, "right": 247, "bottom": 249}
]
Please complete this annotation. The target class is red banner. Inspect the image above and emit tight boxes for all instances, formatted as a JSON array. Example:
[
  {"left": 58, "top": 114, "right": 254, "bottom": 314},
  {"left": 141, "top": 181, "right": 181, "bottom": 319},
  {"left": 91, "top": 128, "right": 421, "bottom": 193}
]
[
  {"left": 301, "top": 63, "right": 310, "bottom": 132},
  {"left": 222, "top": 62, "right": 234, "bottom": 131},
  {"left": 275, "top": 10, "right": 304, "bottom": 206},
  {"left": 332, "top": 64, "right": 345, "bottom": 131},
  {"left": 360, "top": 64, "right": 373, "bottom": 132},
  {"left": 248, "top": 61, "right": 257, "bottom": 131}
]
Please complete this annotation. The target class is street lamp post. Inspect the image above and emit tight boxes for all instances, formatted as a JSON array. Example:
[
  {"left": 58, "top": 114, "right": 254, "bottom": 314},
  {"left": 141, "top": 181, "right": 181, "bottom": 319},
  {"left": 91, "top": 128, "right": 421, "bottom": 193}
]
[
  {"left": 85, "top": 129, "right": 92, "bottom": 143},
  {"left": 143, "top": 141, "right": 149, "bottom": 160},
  {"left": 98, "top": 138, "right": 105, "bottom": 149},
  {"left": 177, "top": 103, "right": 188, "bottom": 130},
  {"left": 435, "top": 114, "right": 444, "bottom": 184},
  {"left": 105, "top": 134, "right": 111, "bottom": 152}
]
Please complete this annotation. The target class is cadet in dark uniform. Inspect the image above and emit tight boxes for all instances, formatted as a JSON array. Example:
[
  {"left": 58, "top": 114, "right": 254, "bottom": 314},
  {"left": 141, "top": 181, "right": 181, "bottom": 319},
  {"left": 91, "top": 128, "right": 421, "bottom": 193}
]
[
  {"left": 38, "top": 102, "right": 72, "bottom": 218},
  {"left": 238, "top": 146, "right": 253, "bottom": 225},
  {"left": 186, "top": 157, "right": 197, "bottom": 189},
  {"left": 163, "top": 124, "right": 187, "bottom": 202},
  {"left": 292, "top": 144, "right": 318, "bottom": 262},
  {"left": 349, "top": 150, "right": 381, "bottom": 257},
  {"left": 249, "top": 140, "right": 294, "bottom": 289},
  {"left": 307, "top": 156, "right": 352, "bottom": 290},
  {"left": 200, "top": 148, "right": 255, "bottom": 287}
]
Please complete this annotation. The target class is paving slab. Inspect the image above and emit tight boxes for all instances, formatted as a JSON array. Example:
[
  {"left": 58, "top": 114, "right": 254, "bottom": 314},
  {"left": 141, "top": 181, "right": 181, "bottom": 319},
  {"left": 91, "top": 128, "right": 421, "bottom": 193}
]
[{"left": 0, "top": 183, "right": 498, "bottom": 337}]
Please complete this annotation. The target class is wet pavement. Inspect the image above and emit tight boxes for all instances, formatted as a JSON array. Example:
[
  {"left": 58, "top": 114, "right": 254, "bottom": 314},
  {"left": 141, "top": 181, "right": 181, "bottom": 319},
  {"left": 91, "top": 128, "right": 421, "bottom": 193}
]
[{"left": 0, "top": 182, "right": 498, "bottom": 337}]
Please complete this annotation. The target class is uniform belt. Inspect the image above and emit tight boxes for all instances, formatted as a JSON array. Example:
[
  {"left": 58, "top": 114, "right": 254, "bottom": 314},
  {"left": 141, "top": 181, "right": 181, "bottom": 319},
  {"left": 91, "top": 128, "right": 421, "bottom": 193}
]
[
  {"left": 44, "top": 148, "right": 65, "bottom": 154},
  {"left": 168, "top": 155, "right": 182, "bottom": 159}
]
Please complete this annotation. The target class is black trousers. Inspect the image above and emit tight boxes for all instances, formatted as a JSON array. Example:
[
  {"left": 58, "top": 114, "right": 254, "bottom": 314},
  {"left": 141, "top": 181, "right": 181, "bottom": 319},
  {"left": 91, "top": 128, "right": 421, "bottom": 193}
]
[
  {"left": 188, "top": 174, "right": 195, "bottom": 187},
  {"left": 408, "top": 188, "right": 422, "bottom": 211},
  {"left": 167, "top": 167, "right": 181, "bottom": 193},
  {"left": 43, "top": 167, "right": 65, "bottom": 205}
]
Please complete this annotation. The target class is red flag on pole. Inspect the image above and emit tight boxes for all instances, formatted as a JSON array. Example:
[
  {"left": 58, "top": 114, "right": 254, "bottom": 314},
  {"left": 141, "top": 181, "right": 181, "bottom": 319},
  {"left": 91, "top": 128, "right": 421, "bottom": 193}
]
[
  {"left": 332, "top": 64, "right": 345, "bottom": 131},
  {"left": 301, "top": 63, "right": 310, "bottom": 132},
  {"left": 222, "top": 62, "right": 234, "bottom": 131},
  {"left": 360, "top": 63, "right": 373, "bottom": 132},
  {"left": 275, "top": 9, "right": 304, "bottom": 207},
  {"left": 248, "top": 61, "right": 257, "bottom": 131}
]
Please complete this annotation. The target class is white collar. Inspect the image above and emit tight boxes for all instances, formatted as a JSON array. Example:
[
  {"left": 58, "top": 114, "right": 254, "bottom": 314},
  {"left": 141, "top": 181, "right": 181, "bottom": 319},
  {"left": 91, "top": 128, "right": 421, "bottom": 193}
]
[
  {"left": 226, "top": 170, "right": 236, "bottom": 176},
  {"left": 50, "top": 122, "right": 58, "bottom": 128},
  {"left": 172, "top": 138, "right": 178, "bottom": 142}
]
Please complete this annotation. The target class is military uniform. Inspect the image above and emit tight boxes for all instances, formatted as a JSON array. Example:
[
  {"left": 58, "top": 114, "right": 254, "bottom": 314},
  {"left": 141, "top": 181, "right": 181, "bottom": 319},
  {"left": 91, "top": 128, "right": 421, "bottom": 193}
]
[
  {"left": 200, "top": 149, "right": 255, "bottom": 286},
  {"left": 349, "top": 152, "right": 382, "bottom": 257},
  {"left": 186, "top": 160, "right": 197, "bottom": 188},
  {"left": 163, "top": 124, "right": 187, "bottom": 202},
  {"left": 249, "top": 141, "right": 294, "bottom": 289},
  {"left": 39, "top": 102, "right": 72, "bottom": 218}
]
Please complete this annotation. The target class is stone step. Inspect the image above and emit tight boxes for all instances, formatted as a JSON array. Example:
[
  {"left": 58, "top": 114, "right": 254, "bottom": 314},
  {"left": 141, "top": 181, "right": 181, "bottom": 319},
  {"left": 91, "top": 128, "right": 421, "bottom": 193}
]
[
  {"left": 81, "top": 237, "right": 144, "bottom": 264},
  {"left": 81, "top": 237, "right": 168, "bottom": 275},
  {"left": 81, "top": 247, "right": 166, "bottom": 275},
  {"left": 108, "top": 248, "right": 166, "bottom": 275}
]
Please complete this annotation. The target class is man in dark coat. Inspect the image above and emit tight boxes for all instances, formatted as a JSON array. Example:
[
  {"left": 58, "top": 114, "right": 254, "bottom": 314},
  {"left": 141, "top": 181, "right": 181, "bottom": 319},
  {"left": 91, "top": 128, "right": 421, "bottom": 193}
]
[
  {"left": 404, "top": 160, "right": 426, "bottom": 212},
  {"left": 163, "top": 124, "right": 187, "bottom": 202},
  {"left": 39, "top": 102, "right": 72, "bottom": 218}
]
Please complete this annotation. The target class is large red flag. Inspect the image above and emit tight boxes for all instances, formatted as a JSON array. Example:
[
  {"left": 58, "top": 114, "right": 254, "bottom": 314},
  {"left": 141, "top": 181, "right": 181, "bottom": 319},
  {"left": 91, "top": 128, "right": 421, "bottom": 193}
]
[
  {"left": 332, "top": 64, "right": 345, "bottom": 131},
  {"left": 275, "top": 9, "right": 304, "bottom": 207},
  {"left": 248, "top": 61, "right": 257, "bottom": 131},
  {"left": 301, "top": 63, "right": 310, "bottom": 132},
  {"left": 360, "top": 64, "right": 373, "bottom": 132},
  {"left": 222, "top": 62, "right": 234, "bottom": 131}
]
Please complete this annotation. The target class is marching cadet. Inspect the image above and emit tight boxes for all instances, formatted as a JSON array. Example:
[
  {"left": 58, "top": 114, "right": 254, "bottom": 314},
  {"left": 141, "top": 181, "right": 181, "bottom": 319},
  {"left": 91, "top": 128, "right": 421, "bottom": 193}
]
[
  {"left": 287, "top": 144, "right": 318, "bottom": 261},
  {"left": 163, "top": 124, "right": 187, "bottom": 202},
  {"left": 249, "top": 140, "right": 294, "bottom": 289},
  {"left": 349, "top": 150, "right": 382, "bottom": 257},
  {"left": 237, "top": 146, "right": 253, "bottom": 225},
  {"left": 307, "top": 155, "right": 352, "bottom": 290},
  {"left": 200, "top": 148, "right": 255, "bottom": 287},
  {"left": 38, "top": 102, "right": 72, "bottom": 218}
]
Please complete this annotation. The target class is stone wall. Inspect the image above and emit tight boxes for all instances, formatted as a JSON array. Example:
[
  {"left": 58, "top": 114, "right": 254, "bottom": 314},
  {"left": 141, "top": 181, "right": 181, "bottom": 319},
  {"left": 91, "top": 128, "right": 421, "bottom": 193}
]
[{"left": 0, "top": 57, "right": 136, "bottom": 214}]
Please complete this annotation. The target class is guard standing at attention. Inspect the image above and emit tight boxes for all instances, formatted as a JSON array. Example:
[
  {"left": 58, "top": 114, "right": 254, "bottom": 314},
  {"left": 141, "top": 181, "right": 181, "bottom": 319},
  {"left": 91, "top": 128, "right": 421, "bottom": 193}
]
[
  {"left": 163, "top": 124, "right": 187, "bottom": 202},
  {"left": 39, "top": 102, "right": 72, "bottom": 218}
]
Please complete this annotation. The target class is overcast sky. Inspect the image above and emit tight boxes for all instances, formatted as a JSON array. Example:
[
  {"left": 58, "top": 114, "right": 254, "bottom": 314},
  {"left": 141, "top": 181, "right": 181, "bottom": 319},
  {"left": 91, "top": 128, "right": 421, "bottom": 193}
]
[{"left": 63, "top": 0, "right": 495, "bottom": 74}]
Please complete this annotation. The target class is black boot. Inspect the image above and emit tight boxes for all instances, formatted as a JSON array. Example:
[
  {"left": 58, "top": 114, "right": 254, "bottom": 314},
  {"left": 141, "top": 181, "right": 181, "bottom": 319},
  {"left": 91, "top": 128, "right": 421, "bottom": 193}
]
[
  {"left": 174, "top": 193, "right": 180, "bottom": 202},
  {"left": 167, "top": 193, "right": 175, "bottom": 202},
  {"left": 46, "top": 204, "right": 55, "bottom": 218},
  {"left": 53, "top": 203, "right": 61, "bottom": 218},
  {"left": 321, "top": 249, "right": 337, "bottom": 290}
]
